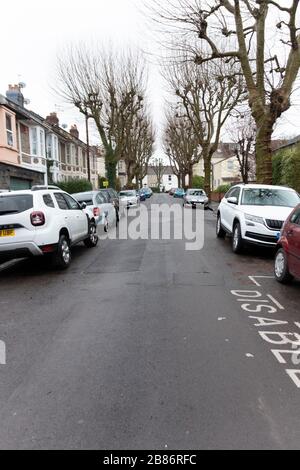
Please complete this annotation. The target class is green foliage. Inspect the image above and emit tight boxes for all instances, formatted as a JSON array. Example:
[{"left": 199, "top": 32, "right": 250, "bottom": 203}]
[
  {"left": 192, "top": 175, "right": 205, "bottom": 189},
  {"left": 214, "top": 184, "right": 231, "bottom": 194},
  {"left": 272, "top": 151, "right": 284, "bottom": 186},
  {"left": 57, "top": 179, "right": 93, "bottom": 194},
  {"left": 98, "top": 176, "right": 108, "bottom": 189},
  {"left": 272, "top": 143, "right": 300, "bottom": 193},
  {"left": 151, "top": 187, "right": 160, "bottom": 193}
]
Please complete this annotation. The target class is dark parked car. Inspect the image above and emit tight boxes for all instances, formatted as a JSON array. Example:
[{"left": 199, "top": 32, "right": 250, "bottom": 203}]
[{"left": 275, "top": 204, "right": 300, "bottom": 283}]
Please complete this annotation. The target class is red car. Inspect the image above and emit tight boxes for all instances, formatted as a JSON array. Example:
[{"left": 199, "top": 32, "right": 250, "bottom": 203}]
[{"left": 275, "top": 204, "right": 300, "bottom": 283}]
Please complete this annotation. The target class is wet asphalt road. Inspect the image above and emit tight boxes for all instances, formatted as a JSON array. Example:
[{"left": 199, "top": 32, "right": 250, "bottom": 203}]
[{"left": 0, "top": 194, "right": 300, "bottom": 450}]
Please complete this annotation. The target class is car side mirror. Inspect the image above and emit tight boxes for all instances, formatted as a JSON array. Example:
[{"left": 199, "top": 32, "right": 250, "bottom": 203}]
[
  {"left": 80, "top": 202, "right": 87, "bottom": 210},
  {"left": 227, "top": 196, "right": 238, "bottom": 205}
]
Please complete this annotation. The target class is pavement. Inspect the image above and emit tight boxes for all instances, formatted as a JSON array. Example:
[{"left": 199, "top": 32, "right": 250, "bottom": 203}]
[{"left": 0, "top": 194, "right": 299, "bottom": 449}]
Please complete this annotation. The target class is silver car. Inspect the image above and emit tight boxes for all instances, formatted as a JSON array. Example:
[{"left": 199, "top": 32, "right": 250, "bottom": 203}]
[
  {"left": 73, "top": 191, "right": 117, "bottom": 233},
  {"left": 184, "top": 189, "right": 209, "bottom": 209},
  {"left": 119, "top": 190, "right": 140, "bottom": 209}
]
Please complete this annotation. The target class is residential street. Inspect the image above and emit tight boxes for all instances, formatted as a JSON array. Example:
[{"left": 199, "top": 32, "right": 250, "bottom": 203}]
[{"left": 0, "top": 194, "right": 300, "bottom": 450}]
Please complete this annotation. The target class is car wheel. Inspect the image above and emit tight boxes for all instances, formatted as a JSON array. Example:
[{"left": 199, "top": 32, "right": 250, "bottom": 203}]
[
  {"left": 275, "top": 248, "right": 293, "bottom": 284},
  {"left": 232, "top": 221, "right": 243, "bottom": 254},
  {"left": 84, "top": 222, "right": 99, "bottom": 248},
  {"left": 52, "top": 234, "right": 71, "bottom": 269},
  {"left": 216, "top": 214, "right": 226, "bottom": 239}
]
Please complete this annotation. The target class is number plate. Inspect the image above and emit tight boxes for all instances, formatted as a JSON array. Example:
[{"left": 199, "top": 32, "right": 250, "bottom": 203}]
[{"left": 0, "top": 229, "right": 15, "bottom": 237}]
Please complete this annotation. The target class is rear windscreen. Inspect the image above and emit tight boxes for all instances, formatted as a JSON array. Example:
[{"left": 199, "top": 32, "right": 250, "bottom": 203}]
[{"left": 0, "top": 195, "right": 33, "bottom": 215}]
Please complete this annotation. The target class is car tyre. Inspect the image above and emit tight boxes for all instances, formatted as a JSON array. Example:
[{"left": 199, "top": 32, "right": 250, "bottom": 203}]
[
  {"left": 84, "top": 222, "right": 99, "bottom": 248},
  {"left": 52, "top": 234, "right": 71, "bottom": 269},
  {"left": 216, "top": 214, "right": 226, "bottom": 239},
  {"left": 232, "top": 221, "right": 243, "bottom": 254},
  {"left": 274, "top": 248, "right": 293, "bottom": 284}
]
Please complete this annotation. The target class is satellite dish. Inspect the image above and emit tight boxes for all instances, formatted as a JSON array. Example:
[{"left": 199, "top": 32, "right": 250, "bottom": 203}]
[
  {"left": 24, "top": 99, "right": 30, "bottom": 105},
  {"left": 62, "top": 124, "right": 68, "bottom": 129},
  {"left": 18, "top": 82, "right": 26, "bottom": 89}
]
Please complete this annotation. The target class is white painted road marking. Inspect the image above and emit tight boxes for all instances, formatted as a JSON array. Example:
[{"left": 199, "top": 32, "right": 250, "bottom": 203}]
[
  {"left": 0, "top": 341, "right": 6, "bottom": 365},
  {"left": 231, "top": 286, "right": 300, "bottom": 389},
  {"left": 249, "top": 275, "right": 274, "bottom": 287}
]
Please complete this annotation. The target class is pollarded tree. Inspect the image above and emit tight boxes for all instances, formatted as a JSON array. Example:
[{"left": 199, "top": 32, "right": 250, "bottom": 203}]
[
  {"left": 153, "top": 0, "right": 300, "bottom": 184},
  {"left": 166, "top": 58, "right": 245, "bottom": 197},
  {"left": 57, "top": 45, "right": 146, "bottom": 188},
  {"left": 226, "top": 114, "right": 256, "bottom": 183},
  {"left": 164, "top": 107, "right": 201, "bottom": 188}
]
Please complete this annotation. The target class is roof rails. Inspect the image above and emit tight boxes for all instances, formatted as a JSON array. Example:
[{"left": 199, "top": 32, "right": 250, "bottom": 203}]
[{"left": 31, "top": 185, "right": 60, "bottom": 191}]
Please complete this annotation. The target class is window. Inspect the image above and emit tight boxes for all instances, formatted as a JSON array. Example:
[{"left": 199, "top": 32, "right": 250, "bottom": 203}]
[
  {"left": 6, "top": 113, "right": 14, "bottom": 146},
  {"left": 54, "top": 193, "right": 69, "bottom": 210},
  {"left": 40, "top": 130, "right": 45, "bottom": 157},
  {"left": 96, "top": 193, "right": 105, "bottom": 204},
  {"left": 227, "top": 160, "right": 234, "bottom": 171},
  {"left": 66, "top": 145, "right": 71, "bottom": 164},
  {"left": 0, "top": 195, "right": 33, "bottom": 214},
  {"left": 53, "top": 136, "right": 58, "bottom": 161},
  {"left": 71, "top": 145, "right": 76, "bottom": 164},
  {"left": 63, "top": 193, "right": 81, "bottom": 210},
  {"left": 291, "top": 209, "right": 300, "bottom": 226},
  {"left": 168, "top": 175, "right": 172, "bottom": 182},
  {"left": 30, "top": 128, "right": 38, "bottom": 155},
  {"left": 241, "top": 188, "right": 299, "bottom": 207},
  {"left": 100, "top": 191, "right": 109, "bottom": 203},
  {"left": 226, "top": 187, "right": 240, "bottom": 201},
  {"left": 43, "top": 194, "right": 55, "bottom": 208}
]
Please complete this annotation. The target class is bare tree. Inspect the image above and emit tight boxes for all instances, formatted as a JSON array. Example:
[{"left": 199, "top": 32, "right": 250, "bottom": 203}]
[
  {"left": 151, "top": 157, "right": 166, "bottom": 190},
  {"left": 164, "top": 108, "right": 201, "bottom": 188},
  {"left": 166, "top": 58, "right": 245, "bottom": 197},
  {"left": 56, "top": 45, "right": 147, "bottom": 187},
  {"left": 133, "top": 115, "right": 155, "bottom": 188},
  {"left": 227, "top": 114, "right": 256, "bottom": 183},
  {"left": 152, "top": 0, "right": 300, "bottom": 184}
]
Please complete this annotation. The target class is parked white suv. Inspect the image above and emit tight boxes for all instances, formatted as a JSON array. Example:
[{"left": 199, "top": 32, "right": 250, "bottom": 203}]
[
  {"left": 0, "top": 186, "right": 98, "bottom": 269},
  {"left": 216, "top": 184, "right": 300, "bottom": 253}
]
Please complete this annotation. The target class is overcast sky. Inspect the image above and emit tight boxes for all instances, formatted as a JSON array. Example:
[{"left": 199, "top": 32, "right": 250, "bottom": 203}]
[{"left": 0, "top": 0, "right": 299, "bottom": 155}]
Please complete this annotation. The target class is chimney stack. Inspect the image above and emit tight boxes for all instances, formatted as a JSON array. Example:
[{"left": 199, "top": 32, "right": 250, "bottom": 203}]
[
  {"left": 46, "top": 112, "right": 59, "bottom": 127},
  {"left": 6, "top": 84, "right": 25, "bottom": 107},
  {"left": 69, "top": 124, "right": 79, "bottom": 139}
]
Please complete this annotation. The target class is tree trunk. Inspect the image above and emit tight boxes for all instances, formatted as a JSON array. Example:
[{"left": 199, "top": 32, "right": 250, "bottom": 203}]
[
  {"left": 255, "top": 116, "right": 274, "bottom": 184},
  {"left": 203, "top": 154, "right": 212, "bottom": 200},
  {"left": 188, "top": 167, "right": 193, "bottom": 188},
  {"left": 106, "top": 149, "right": 117, "bottom": 188},
  {"left": 177, "top": 173, "right": 181, "bottom": 188}
]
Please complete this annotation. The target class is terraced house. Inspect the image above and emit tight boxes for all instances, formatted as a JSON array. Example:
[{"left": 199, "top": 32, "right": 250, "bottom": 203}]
[{"left": 0, "top": 84, "right": 102, "bottom": 191}]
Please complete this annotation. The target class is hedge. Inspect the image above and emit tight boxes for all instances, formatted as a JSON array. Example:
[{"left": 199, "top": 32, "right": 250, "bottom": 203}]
[
  {"left": 272, "top": 144, "right": 300, "bottom": 193},
  {"left": 56, "top": 178, "right": 93, "bottom": 194}
]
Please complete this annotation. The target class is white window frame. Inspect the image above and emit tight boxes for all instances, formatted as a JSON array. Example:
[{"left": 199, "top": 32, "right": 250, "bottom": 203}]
[
  {"left": 5, "top": 113, "right": 14, "bottom": 147},
  {"left": 39, "top": 129, "right": 45, "bottom": 157},
  {"left": 30, "top": 127, "right": 38, "bottom": 155}
]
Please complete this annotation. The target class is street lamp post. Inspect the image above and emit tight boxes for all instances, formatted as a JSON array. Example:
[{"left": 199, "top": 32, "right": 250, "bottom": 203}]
[{"left": 85, "top": 112, "right": 91, "bottom": 183}]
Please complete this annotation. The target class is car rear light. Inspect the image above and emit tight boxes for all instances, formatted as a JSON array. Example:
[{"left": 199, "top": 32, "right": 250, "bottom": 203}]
[
  {"left": 40, "top": 244, "right": 56, "bottom": 253},
  {"left": 93, "top": 207, "right": 101, "bottom": 217},
  {"left": 31, "top": 211, "right": 45, "bottom": 226}
]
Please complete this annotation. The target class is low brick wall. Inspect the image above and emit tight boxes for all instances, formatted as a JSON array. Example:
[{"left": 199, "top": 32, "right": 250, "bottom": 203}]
[{"left": 210, "top": 192, "right": 225, "bottom": 203}]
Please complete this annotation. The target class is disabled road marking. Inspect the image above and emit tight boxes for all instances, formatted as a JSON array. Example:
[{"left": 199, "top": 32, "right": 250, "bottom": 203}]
[{"left": 231, "top": 279, "right": 300, "bottom": 389}]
